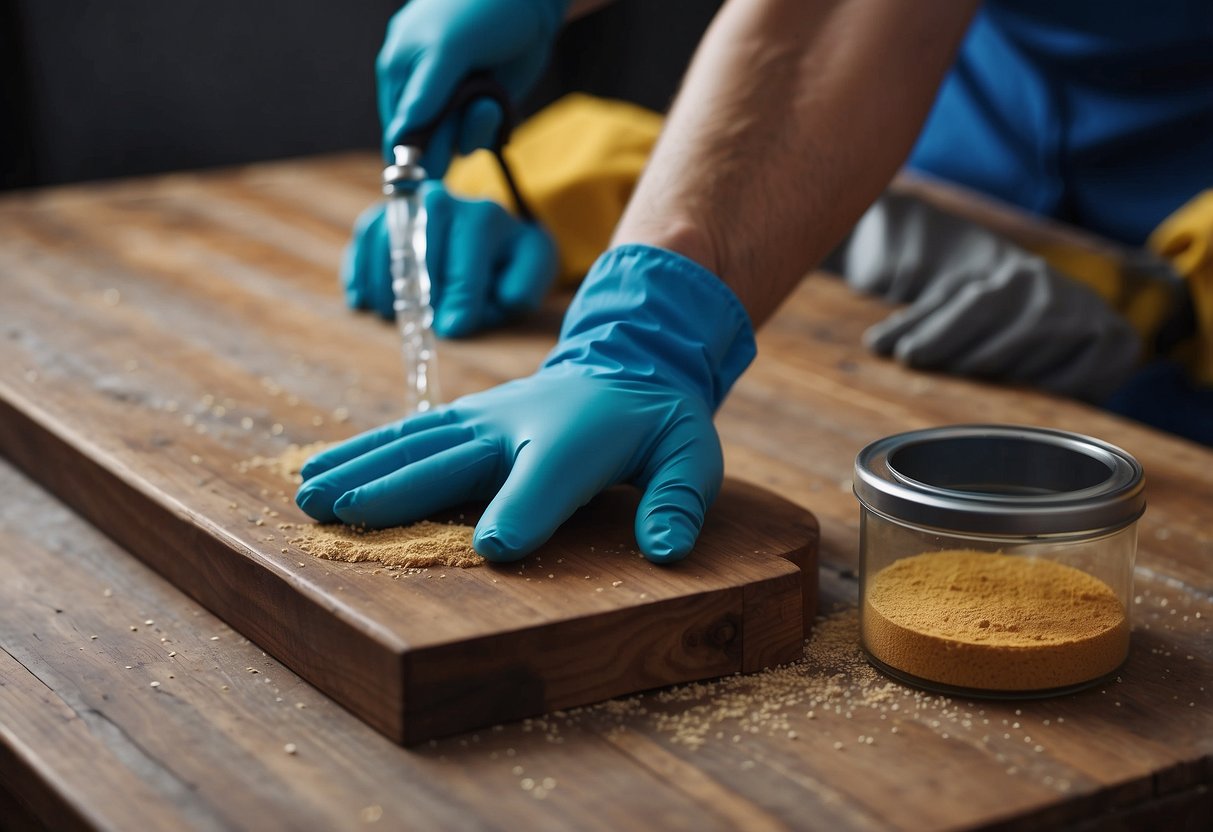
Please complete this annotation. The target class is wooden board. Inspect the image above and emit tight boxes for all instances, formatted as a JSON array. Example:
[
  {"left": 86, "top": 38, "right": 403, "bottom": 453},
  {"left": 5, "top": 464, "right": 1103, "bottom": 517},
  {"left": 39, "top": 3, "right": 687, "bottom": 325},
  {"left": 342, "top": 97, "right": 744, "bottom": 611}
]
[
  {"left": 2, "top": 452, "right": 1210, "bottom": 832},
  {"left": 0, "top": 167, "right": 818, "bottom": 746},
  {"left": 1, "top": 154, "right": 1210, "bottom": 831}
]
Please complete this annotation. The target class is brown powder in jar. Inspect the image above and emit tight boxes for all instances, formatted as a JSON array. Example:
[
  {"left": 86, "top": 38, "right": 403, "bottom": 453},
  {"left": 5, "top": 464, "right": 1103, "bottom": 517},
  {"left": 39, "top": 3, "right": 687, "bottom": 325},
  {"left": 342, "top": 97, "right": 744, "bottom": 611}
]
[
  {"left": 862, "top": 549, "right": 1128, "bottom": 692},
  {"left": 291, "top": 521, "right": 482, "bottom": 569}
]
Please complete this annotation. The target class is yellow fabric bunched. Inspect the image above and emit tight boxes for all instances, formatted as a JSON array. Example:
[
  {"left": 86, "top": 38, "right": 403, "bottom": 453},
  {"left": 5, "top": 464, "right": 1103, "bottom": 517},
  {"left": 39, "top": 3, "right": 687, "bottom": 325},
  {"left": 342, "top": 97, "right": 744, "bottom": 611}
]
[
  {"left": 445, "top": 94, "right": 662, "bottom": 285},
  {"left": 1148, "top": 190, "right": 1213, "bottom": 384}
]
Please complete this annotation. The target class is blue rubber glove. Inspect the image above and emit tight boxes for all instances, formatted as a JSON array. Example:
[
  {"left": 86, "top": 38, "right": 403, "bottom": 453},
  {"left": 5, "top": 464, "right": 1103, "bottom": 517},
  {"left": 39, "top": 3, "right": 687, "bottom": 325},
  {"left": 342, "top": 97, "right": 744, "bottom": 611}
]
[
  {"left": 377, "top": 0, "right": 569, "bottom": 175},
  {"left": 297, "top": 244, "right": 756, "bottom": 563},
  {"left": 344, "top": 183, "right": 559, "bottom": 337}
]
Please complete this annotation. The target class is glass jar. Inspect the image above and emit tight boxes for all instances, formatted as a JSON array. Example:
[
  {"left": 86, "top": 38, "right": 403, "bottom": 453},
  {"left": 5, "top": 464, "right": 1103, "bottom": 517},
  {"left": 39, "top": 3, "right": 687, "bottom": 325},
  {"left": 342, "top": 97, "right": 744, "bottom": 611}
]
[{"left": 853, "top": 425, "right": 1144, "bottom": 697}]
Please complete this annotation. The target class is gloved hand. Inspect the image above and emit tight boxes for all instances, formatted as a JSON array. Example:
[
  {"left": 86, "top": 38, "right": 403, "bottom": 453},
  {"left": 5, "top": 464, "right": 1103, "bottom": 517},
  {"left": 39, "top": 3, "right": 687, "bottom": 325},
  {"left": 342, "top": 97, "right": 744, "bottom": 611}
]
[
  {"left": 826, "top": 191, "right": 1141, "bottom": 402},
  {"left": 377, "top": 0, "right": 569, "bottom": 175},
  {"left": 344, "top": 183, "right": 559, "bottom": 337},
  {"left": 298, "top": 244, "right": 756, "bottom": 563},
  {"left": 862, "top": 257, "right": 1141, "bottom": 402}
]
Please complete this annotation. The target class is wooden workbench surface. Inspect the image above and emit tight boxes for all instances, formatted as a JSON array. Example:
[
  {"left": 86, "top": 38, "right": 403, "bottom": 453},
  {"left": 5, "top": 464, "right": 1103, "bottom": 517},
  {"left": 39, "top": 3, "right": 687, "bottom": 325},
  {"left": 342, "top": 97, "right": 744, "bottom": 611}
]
[{"left": 1, "top": 154, "right": 1211, "bottom": 831}]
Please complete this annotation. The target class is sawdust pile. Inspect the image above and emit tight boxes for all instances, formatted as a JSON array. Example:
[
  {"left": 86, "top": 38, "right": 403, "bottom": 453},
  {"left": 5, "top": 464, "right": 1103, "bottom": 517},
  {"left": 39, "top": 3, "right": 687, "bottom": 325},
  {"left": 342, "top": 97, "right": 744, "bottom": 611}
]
[{"left": 290, "top": 520, "right": 483, "bottom": 569}]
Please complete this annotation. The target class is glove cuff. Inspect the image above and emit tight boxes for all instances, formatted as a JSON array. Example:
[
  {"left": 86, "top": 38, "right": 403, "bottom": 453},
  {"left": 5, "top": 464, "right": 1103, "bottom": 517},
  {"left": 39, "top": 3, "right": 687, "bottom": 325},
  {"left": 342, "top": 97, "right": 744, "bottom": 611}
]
[{"left": 544, "top": 243, "right": 757, "bottom": 409}]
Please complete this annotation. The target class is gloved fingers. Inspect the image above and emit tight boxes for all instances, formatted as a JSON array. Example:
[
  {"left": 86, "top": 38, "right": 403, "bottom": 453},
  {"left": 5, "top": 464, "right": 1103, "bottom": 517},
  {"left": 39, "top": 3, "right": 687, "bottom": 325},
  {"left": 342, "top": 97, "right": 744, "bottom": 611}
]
[
  {"left": 473, "top": 440, "right": 611, "bottom": 562},
  {"left": 433, "top": 200, "right": 512, "bottom": 337},
  {"left": 944, "top": 273, "right": 1083, "bottom": 380},
  {"left": 296, "top": 424, "right": 476, "bottom": 523},
  {"left": 947, "top": 317, "right": 1060, "bottom": 379},
  {"left": 299, "top": 408, "right": 456, "bottom": 481},
  {"left": 948, "top": 277, "right": 1141, "bottom": 400},
  {"left": 899, "top": 263, "right": 1101, "bottom": 381},
  {"left": 953, "top": 318, "right": 1134, "bottom": 402},
  {"left": 458, "top": 98, "right": 504, "bottom": 156},
  {"left": 861, "top": 284, "right": 957, "bottom": 356},
  {"left": 333, "top": 438, "right": 502, "bottom": 529},
  {"left": 382, "top": 50, "right": 459, "bottom": 163},
  {"left": 633, "top": 421, "right": 723, "bottom": 564},
  {"left": 342, "top": 204, "right": 394, "bottom": 318},
  {"left": 496, "top": 222, "right": 559, "bottom": 313},
  {"left": 997, "top": 276, "right": 1132, "bottom": 383},
  {"left": 865, "top": 262, "right": 1027, "bottom": 369},
  {"left": 886, "top": 281, "right": 1013, "bottom": 369},
  {"left": 932, "top": 267, "right": 1051, "bottom": 376},
  {"left": 866, "top": 256, "right": 1144, "bottom": 401}
]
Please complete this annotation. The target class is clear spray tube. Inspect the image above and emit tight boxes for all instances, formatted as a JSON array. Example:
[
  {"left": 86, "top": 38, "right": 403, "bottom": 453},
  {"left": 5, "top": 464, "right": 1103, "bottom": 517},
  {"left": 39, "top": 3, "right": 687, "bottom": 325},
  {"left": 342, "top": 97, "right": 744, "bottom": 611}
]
[
  {"left": 380, "top": 75, "right": 533, "bottom": 414},
  {"left": 383, "top": 146, "right": 440, "bottom": 414}
]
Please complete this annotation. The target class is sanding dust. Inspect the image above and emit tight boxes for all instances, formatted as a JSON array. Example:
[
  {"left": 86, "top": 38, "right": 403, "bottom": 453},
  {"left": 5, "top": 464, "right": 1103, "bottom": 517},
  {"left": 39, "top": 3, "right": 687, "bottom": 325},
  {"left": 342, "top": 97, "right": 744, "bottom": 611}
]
[
  {"left": 639, "top": 608, "right": 899, "bottom": 749},
  {"left": 239, "top": 444, "right": 478, "bottom": 570},
  {"left": 238, "top": 442, "right": 330, "bottom": 484},
  {"left": 863, "top": 550, "right": 1128, "bottom": 692},
  {"left": 534, "top": 609, "right": 913, "bottom": 753},
  {"left": 291, "top": 521, "right": 483, "bottom": 569}
]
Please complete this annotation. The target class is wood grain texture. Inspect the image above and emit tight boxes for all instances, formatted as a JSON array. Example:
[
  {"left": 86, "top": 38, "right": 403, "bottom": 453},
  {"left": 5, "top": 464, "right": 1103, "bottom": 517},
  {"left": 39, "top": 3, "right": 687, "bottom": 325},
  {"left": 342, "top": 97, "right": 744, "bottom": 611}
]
[
  {"left": 0, "top": 162, "right": 818, "bottom": 745},
  {"left": 0, "top": 154, "right": 1210, "bottom": 831},
  {"left": 1, "top": 456, "right": 1208, "bottom": 832}
]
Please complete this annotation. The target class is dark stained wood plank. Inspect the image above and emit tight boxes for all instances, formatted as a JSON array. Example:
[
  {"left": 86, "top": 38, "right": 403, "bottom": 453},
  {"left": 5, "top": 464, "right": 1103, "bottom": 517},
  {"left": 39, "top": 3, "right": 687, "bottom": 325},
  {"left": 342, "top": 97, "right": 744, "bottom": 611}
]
[
  {"left": 0, "top": 165, "right": 818, "bottom": 745},
  {"left": 0, "top": 460, "right": 763, "bottom": 832},
  {"left": 6, "top": 465, "right": 1204, "bottom": 831},
  {"left": 0, "top": 154, "right": 1210, "bottom": 831}
]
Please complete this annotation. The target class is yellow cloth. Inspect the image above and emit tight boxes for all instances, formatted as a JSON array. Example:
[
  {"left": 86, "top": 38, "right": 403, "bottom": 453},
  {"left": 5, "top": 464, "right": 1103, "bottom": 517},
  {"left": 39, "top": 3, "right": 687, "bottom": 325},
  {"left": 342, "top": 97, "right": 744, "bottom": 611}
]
[
  {"left": 445, "top": 93, "right": 661, "bottom": 285},
  {"left": 1148, "top": 190, "right": 1213, "bottom": 384}
]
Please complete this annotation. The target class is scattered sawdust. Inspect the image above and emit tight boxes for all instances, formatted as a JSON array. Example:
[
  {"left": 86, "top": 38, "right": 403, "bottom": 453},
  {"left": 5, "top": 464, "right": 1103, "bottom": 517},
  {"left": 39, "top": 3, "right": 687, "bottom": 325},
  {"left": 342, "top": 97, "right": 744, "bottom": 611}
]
[
  {"left": 503, "top": 610, "right": 908, "bottom": 751},
  {"left": 487, "top": 608, "right": 1070, "bottom": 789},
  {"left": 237, "top": 441, "right": 331, "bottom": 485},
  {"left": 635, "top": 608, "right": 900, "bottom": 749},
  {"left": 291, "top": 521, "right": 482, "bottom": 569}
]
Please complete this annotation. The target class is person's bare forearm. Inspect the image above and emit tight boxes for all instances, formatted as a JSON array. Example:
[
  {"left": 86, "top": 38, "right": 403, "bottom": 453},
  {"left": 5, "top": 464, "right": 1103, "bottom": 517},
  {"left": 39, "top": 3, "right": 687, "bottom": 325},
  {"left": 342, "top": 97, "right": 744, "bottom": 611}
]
[{"left": 612, "top": 0, "right": 978, "bottom": 326}]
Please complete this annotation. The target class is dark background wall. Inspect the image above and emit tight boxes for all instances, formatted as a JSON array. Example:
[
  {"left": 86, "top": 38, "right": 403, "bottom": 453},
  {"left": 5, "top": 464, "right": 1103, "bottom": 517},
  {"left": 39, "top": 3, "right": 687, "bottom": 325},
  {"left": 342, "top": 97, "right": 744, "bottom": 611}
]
[{"left": 0, "top": 0, "right": 723, "bottom": 190}]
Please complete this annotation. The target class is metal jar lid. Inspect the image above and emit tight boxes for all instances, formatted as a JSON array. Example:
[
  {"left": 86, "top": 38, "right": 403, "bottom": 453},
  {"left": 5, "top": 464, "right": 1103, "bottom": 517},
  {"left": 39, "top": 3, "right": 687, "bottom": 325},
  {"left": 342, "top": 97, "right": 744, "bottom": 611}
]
[{"left": 853, "top": 425, "right": 1145, "bottom": 536}]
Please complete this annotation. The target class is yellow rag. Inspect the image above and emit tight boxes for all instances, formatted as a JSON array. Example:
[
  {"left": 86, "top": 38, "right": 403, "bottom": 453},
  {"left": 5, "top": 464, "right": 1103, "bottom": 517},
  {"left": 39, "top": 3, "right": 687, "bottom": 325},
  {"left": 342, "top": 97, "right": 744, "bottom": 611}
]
[
  {"left": 445, "top": 93, "right": 661, "bottom": 285},
  {"left": 1148, "top": 190, "right": 1213, "bottom": 385}
]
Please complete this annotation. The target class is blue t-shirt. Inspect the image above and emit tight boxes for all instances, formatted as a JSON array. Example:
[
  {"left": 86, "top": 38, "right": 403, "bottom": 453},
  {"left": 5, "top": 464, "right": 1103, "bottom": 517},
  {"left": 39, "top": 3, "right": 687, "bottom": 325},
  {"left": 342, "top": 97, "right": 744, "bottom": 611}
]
[{"left": 909, "top": 0, "right": 1213, "bottom": 245}]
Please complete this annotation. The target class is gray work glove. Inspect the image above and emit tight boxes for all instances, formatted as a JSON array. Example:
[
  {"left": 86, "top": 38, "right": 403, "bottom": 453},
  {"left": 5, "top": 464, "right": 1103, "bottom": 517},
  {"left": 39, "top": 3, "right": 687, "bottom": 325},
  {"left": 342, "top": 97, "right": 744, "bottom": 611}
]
[{"left": 823, "top": 191, "right": 1143, "bottom": 403}]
